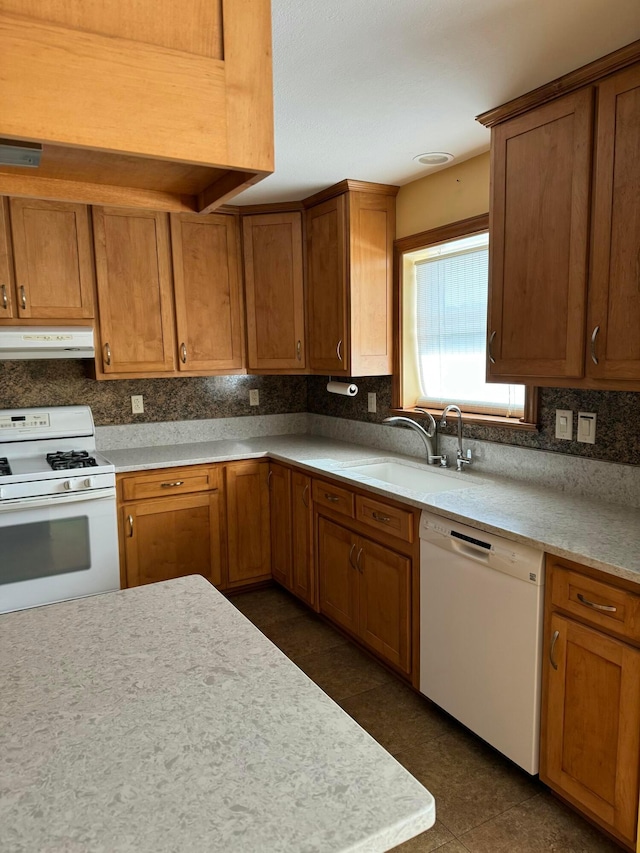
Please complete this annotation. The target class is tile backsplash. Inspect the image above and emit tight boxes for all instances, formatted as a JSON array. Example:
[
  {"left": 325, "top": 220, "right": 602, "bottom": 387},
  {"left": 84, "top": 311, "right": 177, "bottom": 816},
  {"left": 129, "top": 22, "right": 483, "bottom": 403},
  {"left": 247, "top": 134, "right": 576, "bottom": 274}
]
[{"left": 1, "top": 362, "right": 638, "bottom": 466}]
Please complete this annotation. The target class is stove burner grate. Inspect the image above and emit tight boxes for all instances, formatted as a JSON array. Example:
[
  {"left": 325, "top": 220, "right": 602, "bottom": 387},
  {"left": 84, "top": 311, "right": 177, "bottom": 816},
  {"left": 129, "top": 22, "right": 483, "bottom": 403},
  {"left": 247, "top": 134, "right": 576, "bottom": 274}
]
[{"left": 46, "top": 450, "right": 99, "bottom": 471}]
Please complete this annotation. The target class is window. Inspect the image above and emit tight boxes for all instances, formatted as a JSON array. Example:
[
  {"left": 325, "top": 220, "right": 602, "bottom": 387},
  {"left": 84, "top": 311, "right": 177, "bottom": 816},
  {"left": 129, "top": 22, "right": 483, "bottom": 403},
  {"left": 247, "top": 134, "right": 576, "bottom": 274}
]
[{"left": 395, "top": 215, "right": 535, "bottom": 426}]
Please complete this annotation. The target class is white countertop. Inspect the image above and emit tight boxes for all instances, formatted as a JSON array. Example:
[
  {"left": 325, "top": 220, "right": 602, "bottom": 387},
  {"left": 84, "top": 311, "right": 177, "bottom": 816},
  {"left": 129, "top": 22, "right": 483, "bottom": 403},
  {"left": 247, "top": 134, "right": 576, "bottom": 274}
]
[
  {"left": 104, "top": 435, "right": 640, "bottom": 585},
  {"left": 0, "top": 577, "right": 435, "bottom": 853}
]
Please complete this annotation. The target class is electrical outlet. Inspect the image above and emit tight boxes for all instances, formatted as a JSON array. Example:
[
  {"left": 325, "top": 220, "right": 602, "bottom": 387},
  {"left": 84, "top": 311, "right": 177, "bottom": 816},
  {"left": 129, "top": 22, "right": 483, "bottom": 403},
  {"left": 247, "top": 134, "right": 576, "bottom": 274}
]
[
  {"left": 577, "top": 412, "right": 597, "bottom": 444},
  {"left": 555, "top": 409, "right": 572, "bottom": 440},
  {"left": 131, "top": 395, "right": 144, "bottom": 414},
  {"left": 368, "top": 392, "right": 377, "bottom": 413},
  {"left": 249, "top": 389, "right": 260, "bottom": 406}
]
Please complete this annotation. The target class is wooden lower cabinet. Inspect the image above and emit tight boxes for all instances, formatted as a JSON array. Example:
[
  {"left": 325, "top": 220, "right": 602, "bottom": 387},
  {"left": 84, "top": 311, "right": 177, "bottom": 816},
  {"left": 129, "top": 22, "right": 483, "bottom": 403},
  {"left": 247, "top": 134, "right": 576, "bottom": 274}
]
[
  {"left": 123, "top": 493, "right": 222, "bottom": 588},
  {"left": 317, "top": 515, "right": 412, "bottom": 674},
  {"left": 541, "top": 559, "right": 640, "bottom": 849},
  {"left": 269, "top": 463, "right": 292, "bottom": 587},
  {"left": 225, "top": 460, "right": 271, "bottom": 587},
  {"left": 291, "top": 471, "right": 315, "bottom": 608}
]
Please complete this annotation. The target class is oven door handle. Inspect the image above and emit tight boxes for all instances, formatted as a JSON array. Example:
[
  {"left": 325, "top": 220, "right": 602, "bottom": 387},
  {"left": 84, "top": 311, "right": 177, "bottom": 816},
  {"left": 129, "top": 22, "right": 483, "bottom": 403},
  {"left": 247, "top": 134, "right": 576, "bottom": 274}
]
[{"left": 0, "top": 488, "right": 116, "bottom": 513}]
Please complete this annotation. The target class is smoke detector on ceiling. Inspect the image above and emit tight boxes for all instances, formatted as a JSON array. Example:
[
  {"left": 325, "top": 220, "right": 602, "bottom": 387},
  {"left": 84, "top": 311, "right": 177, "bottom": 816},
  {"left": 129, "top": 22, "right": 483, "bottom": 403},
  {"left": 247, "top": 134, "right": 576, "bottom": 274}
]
[{"left": 413, "top": 152, "right": 454, "bottom": 166}]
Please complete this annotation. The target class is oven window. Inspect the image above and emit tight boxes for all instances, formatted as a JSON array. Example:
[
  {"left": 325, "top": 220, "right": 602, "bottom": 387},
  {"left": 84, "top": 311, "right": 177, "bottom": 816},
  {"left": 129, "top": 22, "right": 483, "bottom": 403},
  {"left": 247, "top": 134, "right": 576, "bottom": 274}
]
[{"left": 0, "top": 516, "right": 91, "bottom": 585}]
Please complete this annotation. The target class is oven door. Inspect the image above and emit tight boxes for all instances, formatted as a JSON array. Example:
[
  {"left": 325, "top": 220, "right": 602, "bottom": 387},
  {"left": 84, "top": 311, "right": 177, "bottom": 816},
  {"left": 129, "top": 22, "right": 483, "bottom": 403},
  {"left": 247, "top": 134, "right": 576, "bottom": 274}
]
[{"left": 0, "top": 488, "right": 119, "bottom": 614}]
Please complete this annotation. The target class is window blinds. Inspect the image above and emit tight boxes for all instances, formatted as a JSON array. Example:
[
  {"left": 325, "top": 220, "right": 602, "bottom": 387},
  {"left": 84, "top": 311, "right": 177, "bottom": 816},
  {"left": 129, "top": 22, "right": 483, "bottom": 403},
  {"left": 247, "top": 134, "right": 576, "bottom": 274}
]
[{"left": 415, "top": 242, "right": 524, "bottom": 417}]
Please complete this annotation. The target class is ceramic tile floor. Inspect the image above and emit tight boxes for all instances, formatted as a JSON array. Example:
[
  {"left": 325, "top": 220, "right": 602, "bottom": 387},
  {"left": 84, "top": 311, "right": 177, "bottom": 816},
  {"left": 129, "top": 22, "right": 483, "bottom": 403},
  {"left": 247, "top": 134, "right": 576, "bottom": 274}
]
[{"left": 229, "top": 586, "right": 623, "bottom": 853}]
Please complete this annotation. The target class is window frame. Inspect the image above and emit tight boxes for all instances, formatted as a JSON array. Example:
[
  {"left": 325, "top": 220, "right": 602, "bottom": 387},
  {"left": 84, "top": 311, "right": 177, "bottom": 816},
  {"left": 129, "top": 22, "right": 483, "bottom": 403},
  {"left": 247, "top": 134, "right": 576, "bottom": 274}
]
[{"left": 393, "top": 213, "right": 538, "bottom": 430}]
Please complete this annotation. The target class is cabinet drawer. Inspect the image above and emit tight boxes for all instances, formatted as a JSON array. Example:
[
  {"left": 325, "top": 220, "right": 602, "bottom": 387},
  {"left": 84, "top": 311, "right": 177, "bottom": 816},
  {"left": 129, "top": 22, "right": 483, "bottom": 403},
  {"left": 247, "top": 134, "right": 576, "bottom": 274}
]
[
  {"left": 121, "top": 467, "right": 219, "bottom": 502},
  {"left": 550, "top": 563, "right": 640, "bottom": 644},
  {"left": 312, "top": 479, "right": 354, "bottom": 518},
  {"left": 356, "top": 495, "right": 413, "bottom": 543}
]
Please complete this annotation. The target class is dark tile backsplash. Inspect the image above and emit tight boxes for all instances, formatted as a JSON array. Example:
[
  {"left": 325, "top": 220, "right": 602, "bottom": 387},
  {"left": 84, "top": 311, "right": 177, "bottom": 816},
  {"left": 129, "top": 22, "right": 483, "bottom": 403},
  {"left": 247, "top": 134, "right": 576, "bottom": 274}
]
[{"left": 1, "top": 362, "right": 638, "bottom": 465}]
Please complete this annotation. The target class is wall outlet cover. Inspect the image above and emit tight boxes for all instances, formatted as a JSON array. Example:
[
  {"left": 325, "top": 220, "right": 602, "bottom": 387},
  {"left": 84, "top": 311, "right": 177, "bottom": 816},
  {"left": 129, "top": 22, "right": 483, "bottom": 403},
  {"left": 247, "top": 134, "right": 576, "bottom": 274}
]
[
  {"left": 131, "top": 395, "right": 144, "bottom": 414},
  {"left": 577, "top": 411, "right": 597, "bottom": 444},
  {"left": 368, "top": 392, "right": 377, "bottom": 413},
  {"left": 555, "top": 409, "right": 573, "bottom": 440},
  {"left": 249, "top": 389, "right": 260, "bottom": 406}
]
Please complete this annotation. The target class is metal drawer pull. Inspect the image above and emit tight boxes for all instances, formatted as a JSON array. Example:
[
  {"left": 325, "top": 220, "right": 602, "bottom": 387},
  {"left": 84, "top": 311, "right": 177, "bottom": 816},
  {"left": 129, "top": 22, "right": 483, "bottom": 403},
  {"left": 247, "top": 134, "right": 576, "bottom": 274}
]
[
  {"left": 324, "top": 492, "right": 339, "bottom": 503},
  {"left": 577, "top": 593, "right": 616, "bottom": 613},
  {"left": 488, "top": 331, "right": 496, "bottom": 364},
  {"left": 127, "top": 514, "right": 134, "bottom": 538},
  {"left": 356, "top": 547, "right": 363, "bottom": 573},
  {"left": 268, "top": 470, "right": 273, "bottom": 488},
  {"left": 302, "top": 483, "right": 309, "bottom": 508},
  {"left": 348, "top": 543, "right": 356, "bottom": 569},
  {"left": 590, "top": 326, "right": 600, "bottom": 366},
  {"left": 297, "top": 339, "right": 302, "bottom": 361},
  {"left": 549, "top": 630, "right": 559, "bottom": 670},
  {"left": 104, "top": 343, "right": 111, "bottom": 366},
  {"left": 1, "top": 284, "right": 7, "bottom": 309},
  {"left": 161, "top": 481, "right": 185, "bottom": 488},
  {"left": 19, "top": 285, "right": 26, "bottom": 309},
  {"left": 372, "top": 511, "right": 391, "bottom": 524},
  {"left": 180, "top": 342, "right": 187, "bottom": 364},
  {"left": 336, "top": 339, "right": 343, "bottom": 362}
]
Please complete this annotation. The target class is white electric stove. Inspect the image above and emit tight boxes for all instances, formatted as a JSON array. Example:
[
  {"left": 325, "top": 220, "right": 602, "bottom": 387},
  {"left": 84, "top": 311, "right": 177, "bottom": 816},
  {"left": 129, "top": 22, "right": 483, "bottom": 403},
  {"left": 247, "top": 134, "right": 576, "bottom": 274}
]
[{"left": 0, "top": 406, "right": 119, "bottom": 614}]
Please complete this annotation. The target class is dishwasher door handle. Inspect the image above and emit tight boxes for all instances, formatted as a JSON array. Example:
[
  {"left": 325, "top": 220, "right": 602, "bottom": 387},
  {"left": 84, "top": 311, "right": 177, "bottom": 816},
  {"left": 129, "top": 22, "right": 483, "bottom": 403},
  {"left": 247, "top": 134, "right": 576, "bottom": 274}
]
[{"left": 449, "top": 535, "right": 492, "bottom": 563}]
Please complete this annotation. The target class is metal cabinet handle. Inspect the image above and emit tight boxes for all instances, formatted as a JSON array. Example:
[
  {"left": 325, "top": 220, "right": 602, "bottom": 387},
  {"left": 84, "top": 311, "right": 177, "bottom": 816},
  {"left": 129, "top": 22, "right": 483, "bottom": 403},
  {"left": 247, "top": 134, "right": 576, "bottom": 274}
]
[
  {"left": 549, "top": 630, "right": 559, "bottom": 670},
  {"left": 356, "top": 547, "right": 363, "bottom": 573},
  {"left": 302, "top": 483, "right": 310, "bottom": 508},
  {"left": 297, "top": 339, "right": 302, "bottom": 361},
  {"left": 127, "top": 514, "right": 134, "bottom": 538},
  {"left": 160, "top": 481, "right": 184, "bottom": 488},
  {"left": 590, "top": 326, "right": 600, "bottom": 366},
  {"left": 577, "top": 592, "right": 616, "bottom": 613},
  {"left": 268, "top": 470, "right": 273, "bottom": 488},
  {"left": 372, "top": 511, "right": 391, "bottom": 524},
  {"left": 348, "top": 543, "right": 356, "bottom": 569},
  {"left": 19, "top": 285, "right": 26, "bottom": 310},
  {"left": 488, "top": 331, "right": 496, "bottom": 365},
  {"left": 104, "top": 343, "right": 112, "bottom": 366},
  {"left": 336, "top": 339, "right": 343, "bottom": 362},
  {"left": 1, "top": 284, "right": 7, "bottom": 310},
  {"left": 324, "top": 492, "right": 339, "bottom": 503},
  {"left": 180, "top": 342, "right": 187, "bottom": 364}
]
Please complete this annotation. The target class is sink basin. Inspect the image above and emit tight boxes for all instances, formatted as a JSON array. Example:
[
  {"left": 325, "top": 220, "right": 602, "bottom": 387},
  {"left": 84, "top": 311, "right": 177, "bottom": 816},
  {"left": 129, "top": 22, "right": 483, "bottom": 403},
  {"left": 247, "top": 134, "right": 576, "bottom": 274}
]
[{"left": 345, "top": 461, "right": 474, "bottom": 494}]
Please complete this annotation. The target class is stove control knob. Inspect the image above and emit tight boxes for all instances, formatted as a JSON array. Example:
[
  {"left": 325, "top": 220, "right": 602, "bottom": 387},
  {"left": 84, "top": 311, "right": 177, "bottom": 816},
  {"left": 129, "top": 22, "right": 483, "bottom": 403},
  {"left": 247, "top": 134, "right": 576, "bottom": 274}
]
[
  {"left": 63, "top": 480, "right": 72, "bottom": 491},
  {"left": 83, "top": 477, "right": 95, "bottom": 489}
]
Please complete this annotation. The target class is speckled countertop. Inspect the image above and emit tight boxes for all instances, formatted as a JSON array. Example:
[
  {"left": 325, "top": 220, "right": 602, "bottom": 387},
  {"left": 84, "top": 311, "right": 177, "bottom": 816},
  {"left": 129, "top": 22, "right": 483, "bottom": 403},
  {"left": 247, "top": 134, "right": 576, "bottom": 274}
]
[
  {"left": 0, "top": 576, "right": 435, "bottom": 853},
  {"left": 104, "top": 435, "right": 640, "bottom": 586}
]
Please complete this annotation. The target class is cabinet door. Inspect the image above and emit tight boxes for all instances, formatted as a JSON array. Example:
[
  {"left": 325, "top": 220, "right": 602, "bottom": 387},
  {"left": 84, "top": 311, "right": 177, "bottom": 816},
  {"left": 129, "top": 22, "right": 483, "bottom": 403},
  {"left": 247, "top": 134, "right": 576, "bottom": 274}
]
[
  {"left": 10, "top": 198, "right": 95, "bottom": 319},
  {"left": 243, "top": 212, "right": 306, "bottom": 370},
  {"left": 269, "top": 463, "right": 292, "bottom": 588},
  {"left": 0, "top": 198, "right": 14, "bottom": 318},
  {"left": 171, "top": 213, "right": 244, "bottom": 372},
  {"left": 291, "top": 471, "right": 315, "bottom": 608},
  {"left": 225, "top": 461, "right": 271, "bottom": 586},
  {"left": 488, "top": 89, "right": 593, "bottom": 380},
  {"left": 588, "top": 65, "right": 640, "bottom": 382},
  {"left": 123, "top": 493, "right": 222, "bottom": 588},
  {"left": 93, "top": 207, "right": 176, "bottom": 374},
  {"left": 317, "top": 517, "right": 358, "bottom": 634},
  {"left": 542, "top": 613, "right": 640, "bottom": 845},
  {"left": 357, "top": 536, "right": 411, "bottom": 673},
  {"left": 306, "top": 195, "right": 349, "bottom": 373}
]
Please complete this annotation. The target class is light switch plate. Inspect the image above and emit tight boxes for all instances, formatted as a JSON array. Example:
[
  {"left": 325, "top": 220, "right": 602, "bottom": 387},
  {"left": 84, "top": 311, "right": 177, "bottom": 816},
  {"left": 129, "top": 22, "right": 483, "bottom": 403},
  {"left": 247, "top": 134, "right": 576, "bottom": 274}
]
[
  {"left": 555, "top": 409, "right": 573, "bottom": 440},
  {"left": 131, "top": 395, "right": 144, "bottom": 414},
  {"left": 368, "top": 392, "right": 377, "bottom": 413},
  {"left": 577, "top": 411, "right": 596, "bottom": 444},
  {"left": 249, "top": 389, "right": 260, "bottom": 407}
]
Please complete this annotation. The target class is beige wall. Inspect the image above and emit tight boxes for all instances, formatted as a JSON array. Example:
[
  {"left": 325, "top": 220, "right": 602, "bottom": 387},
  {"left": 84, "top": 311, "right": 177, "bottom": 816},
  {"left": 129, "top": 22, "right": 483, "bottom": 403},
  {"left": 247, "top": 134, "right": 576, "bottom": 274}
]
[{"left": 396, "top": 151, "right": 490, "bottom": 238}]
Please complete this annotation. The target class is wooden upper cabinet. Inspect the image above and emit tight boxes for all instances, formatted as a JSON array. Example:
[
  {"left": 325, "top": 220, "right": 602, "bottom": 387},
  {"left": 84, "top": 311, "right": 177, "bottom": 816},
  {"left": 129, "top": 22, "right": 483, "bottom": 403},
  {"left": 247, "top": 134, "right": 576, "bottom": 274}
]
[
  {"left": 93, "top": 207, "right": 176, "bottom": 375},
  {"left": 306, "top": 184, "right": 397, "bottom": 377},
  {"left": 587, "top": 64, "right": 640, "bottom": 382},
  {"left": 0, "top": 198, "right": 15, "bottom": 318},
  {"left": 487, "top": 89, "right": 593, "bottom": 381},
  {"left": 0, "top": 1, "right": 273, "bottom": 212},
  {"left": 9, "top": 198, "right": 95, "bottom": 319},
  {"left": 171, "top": 213, "right": 244, "bottom": 373},
  {"left": 242, "top": 212, "right": 306, "bottom": 371}
]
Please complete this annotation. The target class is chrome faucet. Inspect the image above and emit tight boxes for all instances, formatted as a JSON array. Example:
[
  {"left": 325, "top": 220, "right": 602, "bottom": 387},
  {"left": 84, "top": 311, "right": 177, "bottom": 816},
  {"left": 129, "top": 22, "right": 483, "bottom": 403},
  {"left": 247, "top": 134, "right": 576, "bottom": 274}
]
[
  {"left": 381, "top": 413, "right": 446, "bottom": 466},
  {"left": 440, "top": 404, "right": 472, "bottom": 472}
]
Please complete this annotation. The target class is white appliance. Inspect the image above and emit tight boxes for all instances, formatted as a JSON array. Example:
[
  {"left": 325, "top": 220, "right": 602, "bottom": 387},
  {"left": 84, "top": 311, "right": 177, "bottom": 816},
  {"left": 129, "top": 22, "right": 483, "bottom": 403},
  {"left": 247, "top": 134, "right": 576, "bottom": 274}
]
[
  {"left": 0, "top": 406, "right": 119, "bottom": 613},
  {"left": 0, "top": 326, "right": 94, "bottom": 359},
  {"left": 419, "top": 510, "right": 545, "bottom": 774}
]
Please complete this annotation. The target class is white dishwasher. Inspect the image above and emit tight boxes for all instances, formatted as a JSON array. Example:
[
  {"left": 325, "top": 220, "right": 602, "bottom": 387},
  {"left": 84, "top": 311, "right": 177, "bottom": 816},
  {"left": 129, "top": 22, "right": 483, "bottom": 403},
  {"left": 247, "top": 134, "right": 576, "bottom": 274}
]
[{"left": 419, "top": 510, "right": 545, "bottom": 774}]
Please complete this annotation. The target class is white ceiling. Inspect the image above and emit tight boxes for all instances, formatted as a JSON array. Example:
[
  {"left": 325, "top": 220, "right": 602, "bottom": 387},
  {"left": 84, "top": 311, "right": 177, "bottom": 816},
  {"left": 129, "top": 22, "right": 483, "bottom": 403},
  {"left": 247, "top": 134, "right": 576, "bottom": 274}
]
[{"left": 235, "top": 0, "right": 640, "bottom": 205}]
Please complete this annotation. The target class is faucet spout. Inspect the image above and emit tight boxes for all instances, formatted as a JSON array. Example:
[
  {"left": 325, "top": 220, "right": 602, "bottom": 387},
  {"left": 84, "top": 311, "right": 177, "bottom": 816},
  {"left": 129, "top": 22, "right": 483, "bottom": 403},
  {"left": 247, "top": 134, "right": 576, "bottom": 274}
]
[
  {"left": 440, "top": 405, "right": 472, "bottom": 471},
  {"left": 381, "top": 415, "right": 443, "bottom": 465}
]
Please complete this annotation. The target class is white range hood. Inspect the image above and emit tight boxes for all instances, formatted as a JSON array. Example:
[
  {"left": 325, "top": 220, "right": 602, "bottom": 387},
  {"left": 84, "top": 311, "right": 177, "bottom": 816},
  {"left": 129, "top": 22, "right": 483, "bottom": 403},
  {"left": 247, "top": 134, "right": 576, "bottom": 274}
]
[{"left": 0, "top": 327, "right": 95, "bottom": 359}]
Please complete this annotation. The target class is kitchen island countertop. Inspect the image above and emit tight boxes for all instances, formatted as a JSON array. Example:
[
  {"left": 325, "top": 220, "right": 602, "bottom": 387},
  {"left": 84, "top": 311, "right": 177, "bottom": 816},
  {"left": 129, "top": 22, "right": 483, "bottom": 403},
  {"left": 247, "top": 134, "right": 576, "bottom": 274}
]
[{"left": 0, "top": 576, "right": 435, "bottom": 853}]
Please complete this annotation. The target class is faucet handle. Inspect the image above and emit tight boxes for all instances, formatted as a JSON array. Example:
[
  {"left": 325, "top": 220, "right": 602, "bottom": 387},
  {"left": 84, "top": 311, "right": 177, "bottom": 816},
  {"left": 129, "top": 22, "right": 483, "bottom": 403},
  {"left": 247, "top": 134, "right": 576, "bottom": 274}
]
[
  {"left": 456, "top": 449, "right": 472, "bottom": 471},
  {"left": 439, "top": 454, "right": 449, "bottom": 468}
]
